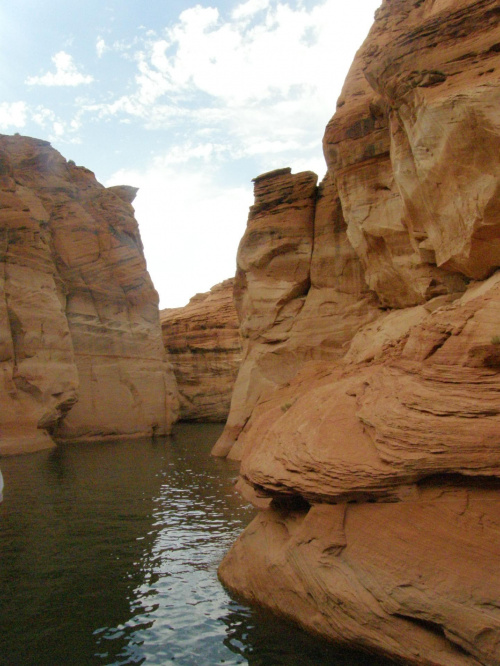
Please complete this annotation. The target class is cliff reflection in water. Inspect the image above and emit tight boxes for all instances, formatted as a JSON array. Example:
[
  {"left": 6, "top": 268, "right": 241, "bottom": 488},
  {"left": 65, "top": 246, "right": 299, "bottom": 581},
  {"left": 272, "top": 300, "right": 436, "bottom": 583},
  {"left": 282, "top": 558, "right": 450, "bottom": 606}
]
[{"left": 0, "top": 424, "right": 395, "bottom": 665}]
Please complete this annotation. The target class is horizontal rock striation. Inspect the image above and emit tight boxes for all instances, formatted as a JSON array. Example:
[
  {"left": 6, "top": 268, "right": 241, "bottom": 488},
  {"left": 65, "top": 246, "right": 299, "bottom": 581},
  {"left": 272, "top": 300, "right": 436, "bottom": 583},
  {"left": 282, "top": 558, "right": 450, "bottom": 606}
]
[
  {"left": 161, "top": 279, "right": 242, "bottom": 421},
  {"left": 212, "top": 168, "right": 380, "bottom": 458},
  {"left": 217, "top": 0, "right": 500, "bottom": 664},
  {"left": 0, "top": 135, "right": 178, "bottom": 454}
]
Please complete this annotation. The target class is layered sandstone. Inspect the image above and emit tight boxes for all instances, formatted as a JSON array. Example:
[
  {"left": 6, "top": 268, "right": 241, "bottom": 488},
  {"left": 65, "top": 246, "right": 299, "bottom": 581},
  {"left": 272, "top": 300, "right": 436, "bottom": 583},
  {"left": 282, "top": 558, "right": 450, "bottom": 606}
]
[
  {"left": 0, "top": 134, "right": 178, "bottom": 455},
  {"left": 160, "top": 279, "right": 242, "bottom": 421},
  {"left": 217, "top": 0, "right": 500, "bottom": 664},
  {"left": 323, "top": 0, "right": 500, "bottom": 305},
  {"left": 213, "top": 168, "right": 380, "bottom": 457}
]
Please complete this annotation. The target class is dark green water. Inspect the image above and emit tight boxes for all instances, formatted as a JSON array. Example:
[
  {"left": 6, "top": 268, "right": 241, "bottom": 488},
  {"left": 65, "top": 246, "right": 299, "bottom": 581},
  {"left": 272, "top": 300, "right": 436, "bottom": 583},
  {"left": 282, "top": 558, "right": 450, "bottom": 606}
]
[{"left": 0, "top": 423, "right": 395, "bottom": 666}]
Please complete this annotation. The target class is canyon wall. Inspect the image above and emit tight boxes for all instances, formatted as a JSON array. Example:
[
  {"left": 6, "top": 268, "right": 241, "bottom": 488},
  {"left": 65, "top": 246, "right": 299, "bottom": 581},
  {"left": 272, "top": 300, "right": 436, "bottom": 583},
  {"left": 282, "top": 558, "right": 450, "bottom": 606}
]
[
  {"left": 217, "top": 0, "right": 500, "bottom": 664},
  {"left": 161, "top": 279, "right": 242, "bottom": 421},
  {"left": 0, "top": 135, "right": 178, "bottom": 455},
  {"left": 212, "top": 168, "right": 381, "bottom": 457}
]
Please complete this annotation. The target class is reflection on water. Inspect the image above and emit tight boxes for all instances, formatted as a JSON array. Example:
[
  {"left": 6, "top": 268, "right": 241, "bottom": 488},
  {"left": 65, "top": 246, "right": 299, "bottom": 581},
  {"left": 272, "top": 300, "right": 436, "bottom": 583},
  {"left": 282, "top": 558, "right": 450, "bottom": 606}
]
[{"left": 0, "top": 424, "right": 395, "bottom": 665}]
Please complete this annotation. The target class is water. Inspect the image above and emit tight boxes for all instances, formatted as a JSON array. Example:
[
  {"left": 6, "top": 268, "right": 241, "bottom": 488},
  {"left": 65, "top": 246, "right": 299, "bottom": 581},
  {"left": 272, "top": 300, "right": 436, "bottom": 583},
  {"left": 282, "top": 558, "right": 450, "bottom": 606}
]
[{"left": 0, "top": 423, "right": 395, "bottom": 666}]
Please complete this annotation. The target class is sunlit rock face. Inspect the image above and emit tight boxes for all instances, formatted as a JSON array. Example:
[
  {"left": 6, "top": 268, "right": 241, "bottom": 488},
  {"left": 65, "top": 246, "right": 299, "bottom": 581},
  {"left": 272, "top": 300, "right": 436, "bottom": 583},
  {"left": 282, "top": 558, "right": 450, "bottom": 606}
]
[
  {"left": 212, "top": 168, "right": 380, "bottom": 458},
  {"left": 324, "top": 0, "right": 500, "bottom": 306},
  {"left": 217, "top": 0, "right": 500, "bottom": 663},
  {"left": 160, "top": 279, "right": 242, "bottom": 422},
  {"left": 0, "top": 134, "right": 178, "bottom": 455}
]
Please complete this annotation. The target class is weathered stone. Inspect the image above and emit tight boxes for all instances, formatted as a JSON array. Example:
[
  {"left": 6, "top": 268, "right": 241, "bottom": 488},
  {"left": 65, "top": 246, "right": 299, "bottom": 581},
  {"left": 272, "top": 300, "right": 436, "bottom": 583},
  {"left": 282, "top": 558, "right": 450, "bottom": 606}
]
[
  {"left": 221, "top": 485, "right": 500, "bottom": 666},
  {"left": 217, "top": 1, "right": 500, "bottom": 663},
  {"left": 160, "top": 279, "right": 242, "bottom": 421},
  {"left": 0, "top": 135, "right": 178, "bottom": 454},
  {"left": 324, "top": 0, "right": 500, "bottom": 307},
  {"left": 213, "top": 170, "right": 380, "bottom": 458}
]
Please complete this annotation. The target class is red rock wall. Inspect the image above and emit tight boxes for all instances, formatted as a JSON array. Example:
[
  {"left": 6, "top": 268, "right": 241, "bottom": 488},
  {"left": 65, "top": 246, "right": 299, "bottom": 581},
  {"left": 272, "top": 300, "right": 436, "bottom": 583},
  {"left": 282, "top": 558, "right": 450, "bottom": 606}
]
[
  {"left": 213, "top": 168, "right": 380, "bottom": 457},
  {"left": 0, "top": 135, "right": 178, "bottom": 454},
  {"left": 217, "top": 1, "right": 500, "bottom": 663},
  {"left": 160, "top": 279, "right": 242, "bottom": 421}
]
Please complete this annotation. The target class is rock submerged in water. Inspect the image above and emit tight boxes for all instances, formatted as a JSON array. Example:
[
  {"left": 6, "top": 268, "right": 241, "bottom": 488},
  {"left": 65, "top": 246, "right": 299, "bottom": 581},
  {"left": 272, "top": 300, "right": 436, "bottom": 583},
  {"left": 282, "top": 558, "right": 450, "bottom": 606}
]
[
  {"left": 216, "top": 0, "right": 500, "bottom": 663},
  {"left": 160, "top": 279, "right": 242, "bottom": 422},
  {"left": 0, "top": 134, "right": 179, "bottom": 455}
]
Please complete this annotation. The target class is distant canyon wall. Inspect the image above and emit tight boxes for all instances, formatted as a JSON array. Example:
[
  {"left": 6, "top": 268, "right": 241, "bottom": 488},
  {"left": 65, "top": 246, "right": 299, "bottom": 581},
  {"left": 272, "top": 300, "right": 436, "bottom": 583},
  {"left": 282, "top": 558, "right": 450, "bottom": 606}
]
[
  {"left": 161, "top": 279, "right": 242, "bottom": 421},
  {"left": 0, "top": 135, "right": 178, "bottom": 455},
  {"left": 217, "top": 0, "right": 500, "bottom": 664}
]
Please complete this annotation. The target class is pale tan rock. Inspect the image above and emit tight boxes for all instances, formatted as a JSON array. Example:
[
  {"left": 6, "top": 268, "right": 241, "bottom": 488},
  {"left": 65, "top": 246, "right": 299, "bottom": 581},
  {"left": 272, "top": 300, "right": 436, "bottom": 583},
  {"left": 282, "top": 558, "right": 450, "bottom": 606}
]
[
  {"left": 220, "top": 262, "right": 500, "bottom": 665},
  {"left": 212, "top": 168, "right": 317, "bottom": 456},
  {"left": 0, "top": 135, "right": 178, "bottom": 454},
  {"left": 344, "top": 303, "right": 429, "bottom": 364},
  {"left": 0, "top": 141, "right": 78, "bottom": 454},
  {"left": 323, "top": 0, "right": 500, "bottom": 306},
  {"left": 233, "top": 273, "right": 500, "bottom": 502},
  {"left": 160, "top": 279, "right": 242, "bottom": 421}
]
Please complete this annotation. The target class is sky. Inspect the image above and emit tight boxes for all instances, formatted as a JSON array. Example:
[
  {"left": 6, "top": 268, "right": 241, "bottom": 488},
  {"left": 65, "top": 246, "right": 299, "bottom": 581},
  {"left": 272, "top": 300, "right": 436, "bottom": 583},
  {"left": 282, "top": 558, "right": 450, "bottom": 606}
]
[{"left": 0, "top": 0, "right": 381, "bottom": 308}]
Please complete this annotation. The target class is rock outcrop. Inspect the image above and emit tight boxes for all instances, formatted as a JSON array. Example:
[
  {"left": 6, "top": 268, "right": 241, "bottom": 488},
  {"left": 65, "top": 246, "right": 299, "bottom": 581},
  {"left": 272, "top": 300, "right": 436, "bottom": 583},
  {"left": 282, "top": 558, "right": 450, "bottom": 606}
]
[
  {"left": 216, "top": 1, "right": 500, "bottom": 664},
  {"left": 160, "top": 279, "right": 242, "bottom": 421},
  {"left": 212, "top": 168, "right": 380, "bottom": 457},
  {"left": 0, "top": 134, "right": 178, "bottom": 455}
]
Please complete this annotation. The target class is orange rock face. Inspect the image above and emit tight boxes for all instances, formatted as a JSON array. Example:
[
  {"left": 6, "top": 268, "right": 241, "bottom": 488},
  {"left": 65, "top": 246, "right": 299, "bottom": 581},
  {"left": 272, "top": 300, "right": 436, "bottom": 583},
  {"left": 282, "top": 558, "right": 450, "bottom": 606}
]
[
  {"left": 217, "top": 1, "right": 500, "bottom": 663},
  {"left": 160, "top": 279, "right": 242, "bottom": 421},
  {"left": 324, "top": 0, "right": 500, "bottom": 306},
  {"left": 0, "top": 135, "right": 178, "bottom": 454},
  {"left": 212, "top": 168, "right": 380, "bottom": 457}
]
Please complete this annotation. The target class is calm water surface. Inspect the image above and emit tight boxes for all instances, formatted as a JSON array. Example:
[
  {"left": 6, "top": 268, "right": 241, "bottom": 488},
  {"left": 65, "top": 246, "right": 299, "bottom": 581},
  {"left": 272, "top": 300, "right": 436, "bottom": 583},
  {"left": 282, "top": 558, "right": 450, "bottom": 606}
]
[{"left": 0, "top": 423, "right": 395, "bottom": 666}]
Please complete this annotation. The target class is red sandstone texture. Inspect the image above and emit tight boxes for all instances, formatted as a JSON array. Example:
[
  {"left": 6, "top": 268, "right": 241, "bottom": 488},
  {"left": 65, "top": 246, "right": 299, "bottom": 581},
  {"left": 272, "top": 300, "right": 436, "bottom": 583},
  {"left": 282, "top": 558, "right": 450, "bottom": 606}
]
[
  {"left": 0, "top": 135, "right": 178, "bottom": 455},
  {"left": 212, "top": 168, "right": 380, "bottom": 458},
  {"left": 216, "top": 1, "right": 500, "bottom": 664},
  {"left": 160, "top": 279, "right": 242, "bottom": 421}
]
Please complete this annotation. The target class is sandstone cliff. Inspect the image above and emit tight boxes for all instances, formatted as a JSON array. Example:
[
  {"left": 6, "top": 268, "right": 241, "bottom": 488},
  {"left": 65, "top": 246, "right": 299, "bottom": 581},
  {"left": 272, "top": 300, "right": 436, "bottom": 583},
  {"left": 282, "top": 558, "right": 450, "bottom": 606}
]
[
  {"left": 0, "top": 135, "right": 178, "bottom": 455},
  {"left": 212, "top": 168, "right": 381, "bottom": 457},
  {"left": 216, "top": 0, "right": 500, "bottom": 664},
  {"left": 160, "top": 279, "right": 242, "bottom": 421}
]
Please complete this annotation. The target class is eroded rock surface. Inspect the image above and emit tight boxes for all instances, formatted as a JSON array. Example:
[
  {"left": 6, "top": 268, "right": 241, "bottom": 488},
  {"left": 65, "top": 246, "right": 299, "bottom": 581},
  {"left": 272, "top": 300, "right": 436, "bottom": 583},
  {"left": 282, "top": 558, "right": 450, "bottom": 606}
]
[
  {"left": 221, "top": 484, "right": 500, "bottom": 666},
  {"left": 324, "top": 0, "right": 500, "bottom": 306},
  {"left": 217, "top": 0, "right": 500, "bottom": 663},
  {"left": 0, "top": 135, "right": 178, "bottom": 454},
  {"left": 160, "top": 279, "right": 242, "bottom": 421},
  {"left": 213, "top": 169, "right": 380, "bottom": 457}
]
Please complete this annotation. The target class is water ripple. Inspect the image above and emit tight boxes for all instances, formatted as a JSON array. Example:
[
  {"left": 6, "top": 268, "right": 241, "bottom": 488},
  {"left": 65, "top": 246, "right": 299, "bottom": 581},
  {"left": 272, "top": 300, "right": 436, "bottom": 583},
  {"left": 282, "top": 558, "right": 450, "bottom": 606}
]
[{"left": 0, "top": 423, "right": 396, "bottom": 666}]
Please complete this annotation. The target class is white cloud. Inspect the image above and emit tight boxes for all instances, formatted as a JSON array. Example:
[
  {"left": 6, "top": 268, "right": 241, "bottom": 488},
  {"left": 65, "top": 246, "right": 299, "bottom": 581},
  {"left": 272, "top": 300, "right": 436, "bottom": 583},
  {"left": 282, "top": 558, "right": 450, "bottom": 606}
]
[
  {"left": 26, "top": 51, "right": 94, "bottom": 86},
  {"left": 232, "top": 0, "right": 270, "bottom": 20},
  {"left": 31, "top": 106, "right": 56, "bottom": 127},
  {"left": 0, "top": 102, "right": 27, "bottom": 129},
  {"left": 96, "top": 37, "right": 108, "bottom": 58},
  {"left": 30, "top": 105, "right": 82, "bottom": 143},
  {"left": 81, "top": 0, "right": 379, "bottom": 172},
  {"left": 106, "top": 162, "right": 252, "bottom": 308}
]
